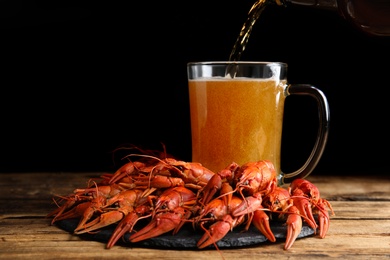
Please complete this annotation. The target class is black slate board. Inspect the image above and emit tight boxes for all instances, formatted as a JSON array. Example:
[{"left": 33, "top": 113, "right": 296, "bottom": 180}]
[{"left": 56, "top": 218, "right": 315, "bottom": 249}]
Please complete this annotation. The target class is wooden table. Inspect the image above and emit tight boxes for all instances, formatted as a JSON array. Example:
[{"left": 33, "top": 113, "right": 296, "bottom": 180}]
[{"left": 1, "top": 172, "right": 390, "bottom": 259}]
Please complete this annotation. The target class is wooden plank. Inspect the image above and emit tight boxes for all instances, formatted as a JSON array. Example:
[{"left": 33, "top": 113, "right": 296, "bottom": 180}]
[
  {"left": 329, "top": 201, "right": 390, "bottom": 219},
  {"left": 306, "top": 175, "right": 390, "bottom": 200},
  {"left": 1, "top": 222, "right": 389, "bottom": 259},
  {"left": 1, "top": 217, "right": 390, "bottom": 259},
  {"left": 1, "top": 173, "right": 390, "bottom": 259},
  {"left": 2, "top": 217, "right": 389, "bottom": 239},
  {"left": 0, "top": 172, "right": 101, "bottom": 199}
]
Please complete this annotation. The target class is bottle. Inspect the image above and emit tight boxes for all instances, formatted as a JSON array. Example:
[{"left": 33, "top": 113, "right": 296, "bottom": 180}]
[{"left": 281, "top": 0, "right": 390, "bottom": 36}]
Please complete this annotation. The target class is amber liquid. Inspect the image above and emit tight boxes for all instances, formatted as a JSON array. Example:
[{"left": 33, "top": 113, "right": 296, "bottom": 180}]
[
  {"left": 229, "top": 0, "right": 270, "bottom": 61},
  {"left": 189, "top": 1, "right": 285, "bottom": 173},
  {"left": 189, "top": 78, "right": 287, "bottom": 173}
]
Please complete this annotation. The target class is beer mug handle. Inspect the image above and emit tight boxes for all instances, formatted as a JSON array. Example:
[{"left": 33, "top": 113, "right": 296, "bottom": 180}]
[{"left": 281, "top": 84, "right": 330, "bottom": 184}]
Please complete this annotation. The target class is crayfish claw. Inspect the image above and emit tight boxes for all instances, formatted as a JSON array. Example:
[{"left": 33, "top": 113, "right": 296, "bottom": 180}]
[
  {"left": 318, "top": 209, "right": 329, "bottom": 239},
  {"left": 231, "top": 192, "right": 263, "bottom": 217},
  {"left": 252, "top": 209, "right": 276, "bottom": 242},
  {"left": 106, "top": 212, "right": 138, "bottom": 248},
  {"left": 109, "top": 161, "right": 145, "bottom": 184},
  {"left": 106, "top": 207, "right": 150, "bottom": 249},
  {"left": 74, "top": 210, "right": 125, "bottom": 234},
  {"left": 197, "top": 214, "right": 233, "bottom": 249},
  {"left": 291, "top": 191, "right": 318, "bottom": 231},
  {"left": 316, "top": 198, "right": 334, "bottom": 238},
  {"left": 284, "top": 206, "right": 302, "bottom": 250},
  {"left": 199, "top": 174, "right": 222, "bottom": 206},
  {"left": 129, "top": 207, "right": 186, "bottom": 243}
]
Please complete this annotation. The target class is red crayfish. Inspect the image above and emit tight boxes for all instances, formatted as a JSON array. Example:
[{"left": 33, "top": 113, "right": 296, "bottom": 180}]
[{"left": 47, "top": 153, "right": 334, "bottom": 252}]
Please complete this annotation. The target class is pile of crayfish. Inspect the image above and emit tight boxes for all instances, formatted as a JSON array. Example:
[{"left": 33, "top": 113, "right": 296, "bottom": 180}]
[{"left": 47, "top": 153, "right": 334, "bottom": 251}]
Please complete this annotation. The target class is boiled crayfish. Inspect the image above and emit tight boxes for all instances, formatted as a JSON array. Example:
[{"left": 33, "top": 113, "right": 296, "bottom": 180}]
[{"left": 47, "top": 153, "right": 334, "bottom": 251}]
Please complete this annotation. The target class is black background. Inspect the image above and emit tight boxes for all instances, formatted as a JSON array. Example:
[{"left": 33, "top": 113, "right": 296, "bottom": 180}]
[{"left": 1, "top": 1, "right": 389, "bottom": 176}]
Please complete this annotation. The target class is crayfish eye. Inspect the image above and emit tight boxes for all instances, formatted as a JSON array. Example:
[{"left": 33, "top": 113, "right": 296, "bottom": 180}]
[
  {"left": 173, "top": 165, "right": 185, "bottom": 171},
  {"left": 206, "top": 212, "right": 215, "bottom": 219}
]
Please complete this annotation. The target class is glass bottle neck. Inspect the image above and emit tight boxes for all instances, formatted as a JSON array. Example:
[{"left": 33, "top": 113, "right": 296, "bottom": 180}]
[
  {"left": 282, "top": 0, "right": 337, "bottom": 10},
  {"left": 280, "top": 0, "right": 390, "bottom": 36}
]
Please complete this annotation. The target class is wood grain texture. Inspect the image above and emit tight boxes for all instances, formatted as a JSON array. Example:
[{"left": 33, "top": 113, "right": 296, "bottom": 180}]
[{"left": 1, "top": 173, "right": 390, "bottom": 259}]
